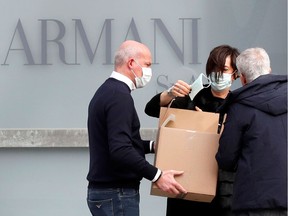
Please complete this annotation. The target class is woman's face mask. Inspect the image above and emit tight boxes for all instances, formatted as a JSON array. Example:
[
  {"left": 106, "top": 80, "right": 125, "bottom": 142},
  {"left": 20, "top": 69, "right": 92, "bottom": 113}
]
[
  {"left": 131, "top": 60, "right": 152, "bottom": 88},
  {"left": 209, "top": 72, "right": 234, "bottom": 92}
]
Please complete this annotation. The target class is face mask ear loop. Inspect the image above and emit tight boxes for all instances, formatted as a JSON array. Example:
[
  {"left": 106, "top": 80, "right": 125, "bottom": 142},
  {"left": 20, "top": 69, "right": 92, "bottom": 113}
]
[
  {"left": 131, "top": 67, "right": 141, "bottom": 83},
  {"left": 131, "top": 60, "right": 142, "bottom": 78},
  {"left": 202, "top": 73, "right": 211, "bottom": 88},
  {"left": 134, "top": 60, "right": 142, "bottom": 71}
]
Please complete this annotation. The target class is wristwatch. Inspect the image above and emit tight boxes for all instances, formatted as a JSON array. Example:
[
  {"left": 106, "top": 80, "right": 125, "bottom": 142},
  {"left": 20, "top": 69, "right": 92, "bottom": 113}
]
[{"left": 167, "top": 86, "right": 176, "bottom": 98}]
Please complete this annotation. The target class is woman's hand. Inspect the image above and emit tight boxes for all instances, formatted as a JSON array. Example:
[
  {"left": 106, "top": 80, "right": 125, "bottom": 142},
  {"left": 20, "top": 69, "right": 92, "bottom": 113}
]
[{"left": 167, "top": 80, "right": 191, "bottom": 98}]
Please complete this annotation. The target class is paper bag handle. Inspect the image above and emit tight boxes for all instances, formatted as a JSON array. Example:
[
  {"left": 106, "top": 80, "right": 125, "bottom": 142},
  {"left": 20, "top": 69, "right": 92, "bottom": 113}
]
[
  {"left": 161, "top": 114, "right": 176, "bottom": 127},
  {"left": 160, "top": 97, "right": 176, "bottom": 125}
]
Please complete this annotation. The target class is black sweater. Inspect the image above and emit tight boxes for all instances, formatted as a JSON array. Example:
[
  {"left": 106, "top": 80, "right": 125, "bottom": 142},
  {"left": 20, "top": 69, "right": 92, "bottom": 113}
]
[{"left": 87, "top": 78, "right": 157, "bottom": 189}]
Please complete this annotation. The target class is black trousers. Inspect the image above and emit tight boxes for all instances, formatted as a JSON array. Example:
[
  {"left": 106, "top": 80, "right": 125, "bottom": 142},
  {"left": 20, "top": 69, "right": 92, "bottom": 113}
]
[{"left": 165, "top": 197, "right": 232, "bottom": 216}]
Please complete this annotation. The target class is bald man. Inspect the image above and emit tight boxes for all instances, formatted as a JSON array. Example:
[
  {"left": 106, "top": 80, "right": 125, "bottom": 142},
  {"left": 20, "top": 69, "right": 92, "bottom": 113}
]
[{"left": 86, "top": 40, "right": 186, "bottom": 216}]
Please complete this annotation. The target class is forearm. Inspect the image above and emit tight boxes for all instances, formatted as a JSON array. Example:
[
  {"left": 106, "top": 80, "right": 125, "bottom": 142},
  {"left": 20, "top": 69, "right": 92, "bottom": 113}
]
[{"left": 159, "top": 90, "right": 175, "bottom": 106}]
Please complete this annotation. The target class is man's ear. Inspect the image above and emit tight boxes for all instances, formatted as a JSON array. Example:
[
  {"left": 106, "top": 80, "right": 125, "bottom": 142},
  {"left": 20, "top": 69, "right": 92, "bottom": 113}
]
[
  {"left": 127, "top": 58, "right": 134, "bottom": 69},
  {"left": 240, "top": 74, "right": 247, "bottom": 86}
]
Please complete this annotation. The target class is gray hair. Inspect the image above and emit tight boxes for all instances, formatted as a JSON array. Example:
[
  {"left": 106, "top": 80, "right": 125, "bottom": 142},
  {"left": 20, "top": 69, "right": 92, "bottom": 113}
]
[{"left": 236, "top": 47, "right": 270, "bottom": 83}]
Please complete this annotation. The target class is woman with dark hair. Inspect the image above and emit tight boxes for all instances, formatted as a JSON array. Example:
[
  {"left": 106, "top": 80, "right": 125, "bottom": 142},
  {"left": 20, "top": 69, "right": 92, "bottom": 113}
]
[{"left": 145, "top": 45, "right": 240, "bottom": 216}]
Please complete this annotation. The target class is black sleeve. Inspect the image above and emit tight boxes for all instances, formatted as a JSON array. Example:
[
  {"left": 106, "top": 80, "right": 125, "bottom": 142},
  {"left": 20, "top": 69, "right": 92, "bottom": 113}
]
[
  {"left": 170, "top": 95, "right": 191, "bottom": 109},
  {"left": 145, "top": 93, "right": 192, "bottom": 118},
  {"left": 144, "top": 93, "right": 162, "bottom": 118}
]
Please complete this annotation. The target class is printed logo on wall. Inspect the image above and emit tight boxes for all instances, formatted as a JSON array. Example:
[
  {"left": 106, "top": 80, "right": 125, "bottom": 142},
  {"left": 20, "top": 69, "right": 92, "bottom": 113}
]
[{"left": 2, "top": 18, "right": 201, "bottom": 66}]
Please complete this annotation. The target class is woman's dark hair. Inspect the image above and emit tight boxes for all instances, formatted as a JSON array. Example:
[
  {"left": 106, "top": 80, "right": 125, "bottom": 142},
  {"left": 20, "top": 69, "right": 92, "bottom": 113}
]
[{"left": 206, "top": 45, "right": 240, "bottom": 80}]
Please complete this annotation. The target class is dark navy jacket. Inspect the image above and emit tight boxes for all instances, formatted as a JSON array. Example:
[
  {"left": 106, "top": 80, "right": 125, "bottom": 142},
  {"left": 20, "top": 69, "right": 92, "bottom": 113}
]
[{"left": 216, "top": 74, "right": 287, "bottom": 211}]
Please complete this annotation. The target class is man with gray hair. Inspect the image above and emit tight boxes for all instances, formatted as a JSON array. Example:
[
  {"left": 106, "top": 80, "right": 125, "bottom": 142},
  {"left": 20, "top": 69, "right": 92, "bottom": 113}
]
[{"left": 216, "top": 47, "right": 287, "bottom": 216}]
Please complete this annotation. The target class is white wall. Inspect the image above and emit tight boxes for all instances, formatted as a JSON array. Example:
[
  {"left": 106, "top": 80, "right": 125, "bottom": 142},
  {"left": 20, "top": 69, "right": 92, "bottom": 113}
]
[
  {"left": 0, "top": 148, "right": 166, "bottom": 216},
  {"left": 0, "top": 0, "right": 286, "bottom": 128}
]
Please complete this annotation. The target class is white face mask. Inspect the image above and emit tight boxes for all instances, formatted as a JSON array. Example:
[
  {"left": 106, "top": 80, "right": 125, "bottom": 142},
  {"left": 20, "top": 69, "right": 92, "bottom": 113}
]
[
  {"left": 209, "top": 72, "right": 233, "bottom": 92},
  {"left": 189, "top": 73, "right": 211, "bottom": 99},
  {"left": 132, "top": 61, "right": 152, "bottom": 88}
]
